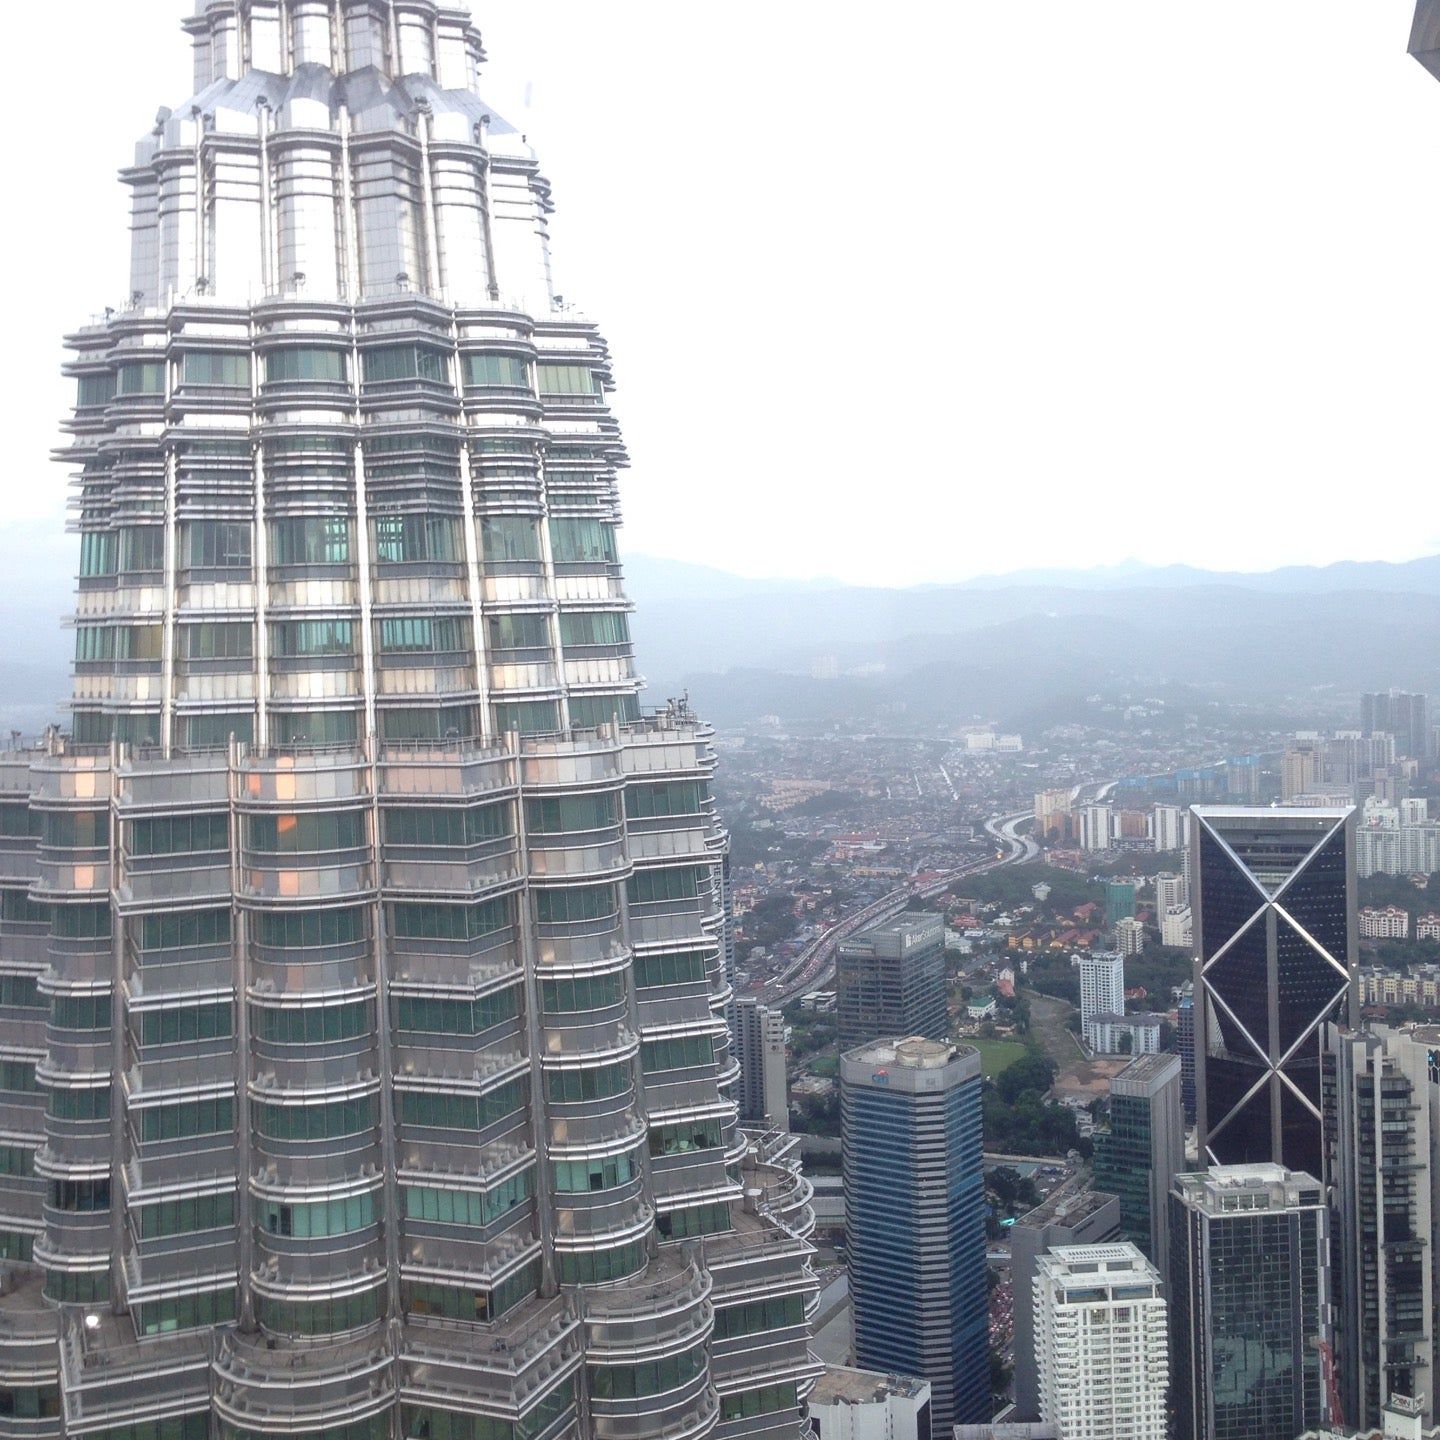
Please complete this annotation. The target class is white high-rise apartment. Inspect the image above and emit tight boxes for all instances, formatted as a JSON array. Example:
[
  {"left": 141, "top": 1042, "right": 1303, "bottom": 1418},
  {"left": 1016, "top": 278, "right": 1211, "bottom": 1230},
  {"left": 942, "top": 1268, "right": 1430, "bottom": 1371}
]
[
  {"left": 1151, "top": 804, "right": 1185, "bottom": 853},
  {"left": 1033, "top": 1243, "right": 1168, "bottom": 1440},
  {"left": 0, "top": 3, "right": 819, "bottom": 1437},
  {"left": 1080, "top": 805, "right": 1114, "bottom": 852},
  {"left": 1113, "top": 917, "right": 1146, "bottom": 958},
  {"left": 1154, "top": 870, "right": 1189, "bottom": 916},
  {"left": 1079, "top": 951, "right": 1126, "bottom": 1049}
]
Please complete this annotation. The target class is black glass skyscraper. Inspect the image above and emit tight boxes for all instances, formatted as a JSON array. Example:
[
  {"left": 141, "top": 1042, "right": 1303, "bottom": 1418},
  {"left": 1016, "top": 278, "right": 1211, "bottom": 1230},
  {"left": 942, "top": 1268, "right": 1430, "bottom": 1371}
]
[{"left": 1191, "top": 807, "right": 1357, "bottom": 1179}]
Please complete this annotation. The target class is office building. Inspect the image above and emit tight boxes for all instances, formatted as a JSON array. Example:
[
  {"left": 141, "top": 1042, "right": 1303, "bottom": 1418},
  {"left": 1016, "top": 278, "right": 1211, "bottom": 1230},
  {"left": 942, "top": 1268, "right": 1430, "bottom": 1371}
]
[
  {"left": 836, "top": 913, "right": 947, "bottom": 1050},
  {"left": 0, "top": 4, "right": 820, "bottom": 1437},
  {"left": 841, "top": 1038, "right": 988, "bottom": 1436},
  {"left": 1192, "top": 806, "right": 1358, "bottom": 1177},
  {"left": 1078, "top": 950, "right": 1126, "bottom": 1050},
  {"left": 733, "top": 995, "right": 791, "bottom": 1132},
  {"left": 1170, "top": 1165, "right": 1332, "bottom": 1440},
  {"left": 1033, "top": 1243, "right": 1168, "bottom": 1440},
  {"left": 1362, "top": 692, "right": 1431, "bottom": 762},
  {"left": 1091, "top": 1053, "right": 1185, "bottom": 1277},
  {"left": 808, "top": 1367, "right": 931, "bottom": 1440},
  {"left": 1323, "top": 1027, "right": 1437, "bottom": 1429},
  {"left": 1177, "top": 982, "right": 1197, "bottom": 1121},
  {"left": 1010, "top": 1189, "right": 1122, "bottom": 1422}
]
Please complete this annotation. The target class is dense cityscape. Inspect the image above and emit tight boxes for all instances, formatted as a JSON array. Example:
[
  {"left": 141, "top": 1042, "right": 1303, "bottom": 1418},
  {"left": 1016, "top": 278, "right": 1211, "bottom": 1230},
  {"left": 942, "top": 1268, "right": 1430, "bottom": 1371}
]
[{"left": 0, "top": 5, "right": 1435, "bottom": 1440}]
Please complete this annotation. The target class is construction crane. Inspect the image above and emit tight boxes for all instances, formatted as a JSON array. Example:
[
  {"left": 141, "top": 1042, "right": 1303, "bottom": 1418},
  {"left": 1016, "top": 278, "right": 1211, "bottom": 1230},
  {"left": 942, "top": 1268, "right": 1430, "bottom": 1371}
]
[{"left": 1312, "top": 1335, "right": 1346, "bottom": 1434}]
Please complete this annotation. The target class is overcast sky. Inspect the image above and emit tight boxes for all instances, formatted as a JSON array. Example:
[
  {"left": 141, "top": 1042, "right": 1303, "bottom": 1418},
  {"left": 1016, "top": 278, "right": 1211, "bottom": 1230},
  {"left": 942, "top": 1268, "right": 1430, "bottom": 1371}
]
[{"left": 7, "top": 0, "right": 1439, "bottom": 603}]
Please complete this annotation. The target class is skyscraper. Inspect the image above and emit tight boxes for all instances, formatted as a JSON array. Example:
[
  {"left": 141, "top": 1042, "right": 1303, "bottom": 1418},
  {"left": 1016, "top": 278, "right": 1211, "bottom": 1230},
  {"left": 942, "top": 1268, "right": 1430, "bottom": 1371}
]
[
  {"left": 1323, "top": 1026, "right": 1436, "bottom": 1429},
  {"left": 1091, "top": 1052, "right": 1184, "bottom": 1279},
  {"left": 0, "top": 4, "right": 820, "bottom": 1437},
  {"left": 1170, "top": 1164, "right": 1332, "bottom": 1440},
  {"left": 1078, "top": 950, "right": 1125, "bottom": 1051},
  {"left": 840, "top": 1038, "right": 988, "bottom": 1437},
  {"left": 1033, "top": 1243, "right": 1168, "bottom": 1440},
  {"left": 732, "top": 996, "right": 790, "bottom": 1133},
  {"left": 1191, "top": 806, "right": 1358, "bottom": 1178},
  {"left": 835, "top": 913, "right": 946, "bottom": 1051}
]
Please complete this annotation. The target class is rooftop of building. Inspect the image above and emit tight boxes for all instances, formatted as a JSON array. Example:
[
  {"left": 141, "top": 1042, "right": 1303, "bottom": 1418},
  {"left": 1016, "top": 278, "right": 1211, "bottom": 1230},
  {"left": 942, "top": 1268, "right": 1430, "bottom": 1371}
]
[
  {"left": 808, "top": 1365, "right": 929, "bottom": 1407},
  {"left": 1038, "top": 1241, "right": 1162, "bottom": 1286},
  {"left": 844, "top": 1035, "right": 973, "bottom": 1071},
  {"left": 840, "top": 912, "right": 943, "bottom": 945},
  {"left": 1191, "top": 804, "right": 1354, "bottom": 819},
  {"left": 1113, "top": 1052, "right": 1182, "bottom": 1085},
  {"left": 1175, "top": 1163, "right": 1324, "bottom": 1212},
  {"left": 1015, "top": 1187, "right": 1119, "bottom": 1232}
]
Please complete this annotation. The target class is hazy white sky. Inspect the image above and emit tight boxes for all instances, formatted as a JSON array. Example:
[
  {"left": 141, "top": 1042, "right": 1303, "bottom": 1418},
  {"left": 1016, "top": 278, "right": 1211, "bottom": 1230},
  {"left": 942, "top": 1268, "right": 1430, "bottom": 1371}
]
[{"left": 7, "top": 0, "right": 1439, "bottom": 596}]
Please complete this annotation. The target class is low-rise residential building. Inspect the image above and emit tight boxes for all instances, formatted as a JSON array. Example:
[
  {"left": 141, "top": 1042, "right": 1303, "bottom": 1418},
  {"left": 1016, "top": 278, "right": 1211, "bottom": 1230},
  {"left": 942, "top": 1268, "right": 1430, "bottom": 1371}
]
[
  {"left": 1419, "top": 913, "right": 1440, "bottom": 941},
  {"left": 1360, "top": 966, "right": 1440, "bottom": 1009},
  {"left": 967, "top": 990, "right": 998, "bottom": 1021},
  {"left": 1361, "top": 906, "right": 1411, "bottom": 941},
  {"left": 1089, "top": 1012, "right": 1165, "bottom": 1056}
]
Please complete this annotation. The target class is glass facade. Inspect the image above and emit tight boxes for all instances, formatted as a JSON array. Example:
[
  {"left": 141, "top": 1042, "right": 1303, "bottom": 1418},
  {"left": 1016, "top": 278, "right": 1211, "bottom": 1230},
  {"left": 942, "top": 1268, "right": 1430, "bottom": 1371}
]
[
  {"left": 1170, "top": 1166, "right": 1330, "bottom": 1440},
  {"left": 841, "top": 1039, "right": 988, "bottom": 1439},
  {"left": 835, "top": 913, "right": 947, "bottom": 1051},
  {"left": 0, "top": 5, "right": 819, "bottom": 1439},
  {"left": 1193, "top": 808, "right": 1357, "bottom": 1178}
]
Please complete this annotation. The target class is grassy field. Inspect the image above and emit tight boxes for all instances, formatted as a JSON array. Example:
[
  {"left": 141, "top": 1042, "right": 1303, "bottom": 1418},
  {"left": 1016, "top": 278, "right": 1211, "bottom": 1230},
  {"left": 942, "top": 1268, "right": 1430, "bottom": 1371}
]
[{"left": 971, "top": 1037, "right": 1028, "bottom": 1078}]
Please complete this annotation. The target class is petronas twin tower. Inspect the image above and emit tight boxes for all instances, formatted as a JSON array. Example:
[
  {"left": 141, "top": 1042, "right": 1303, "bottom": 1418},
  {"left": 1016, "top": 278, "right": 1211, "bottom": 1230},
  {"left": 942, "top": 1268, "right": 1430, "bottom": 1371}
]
[{"left": 0, "top": 4, "right": 818, "bottom": 1438}]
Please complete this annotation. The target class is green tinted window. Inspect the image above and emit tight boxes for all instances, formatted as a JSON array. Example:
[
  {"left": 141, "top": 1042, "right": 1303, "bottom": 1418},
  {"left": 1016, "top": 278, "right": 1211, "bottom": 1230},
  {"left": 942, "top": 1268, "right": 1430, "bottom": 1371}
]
[
  {"left": 116, "top": 360, "right": 166, "bottom": 396},
  {"left": 269, "top": 517, "right": 352, "bottom": 566},
  {"left": 548, "top": 518, "right": 617, "bottom": 565},
  {"left": 536, "top": 363, "right": 599, "bottom": 396},
  {"left": 463, "top": 354, "right": 530, "bottom": 388},
  {"left": 480, "top": 517, "right": 542, "bottom": 563},
  {"left": 181, "top": 352, "right": 250, "bottom": 388},
  {"left": 266, "top": 348, "right": 347, "bottom": 384}
]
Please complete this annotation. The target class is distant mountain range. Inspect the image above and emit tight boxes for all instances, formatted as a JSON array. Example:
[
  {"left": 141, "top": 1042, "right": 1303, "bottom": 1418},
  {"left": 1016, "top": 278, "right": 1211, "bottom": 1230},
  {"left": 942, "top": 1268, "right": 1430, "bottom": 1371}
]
[
  {"left": 6, "top": 549, "right": 1439, "bottom": 734},
  {"left": 623, "top": 553, "right": 1440, "bottom": 728}
]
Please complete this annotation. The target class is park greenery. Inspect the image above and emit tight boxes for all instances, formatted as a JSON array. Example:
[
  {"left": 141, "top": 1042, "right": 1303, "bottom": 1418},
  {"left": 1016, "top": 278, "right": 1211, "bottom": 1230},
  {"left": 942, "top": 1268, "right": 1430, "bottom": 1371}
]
[{"left": 981, "top": 1047, "right": 1091, "bottom": 1159}]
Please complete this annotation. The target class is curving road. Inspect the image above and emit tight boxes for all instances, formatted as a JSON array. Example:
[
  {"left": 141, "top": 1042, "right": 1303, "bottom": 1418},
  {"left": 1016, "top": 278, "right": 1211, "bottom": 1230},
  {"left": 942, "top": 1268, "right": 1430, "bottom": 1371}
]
[{"left": 762, "top": 808, "right": 1036, "bottom": 1006}]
